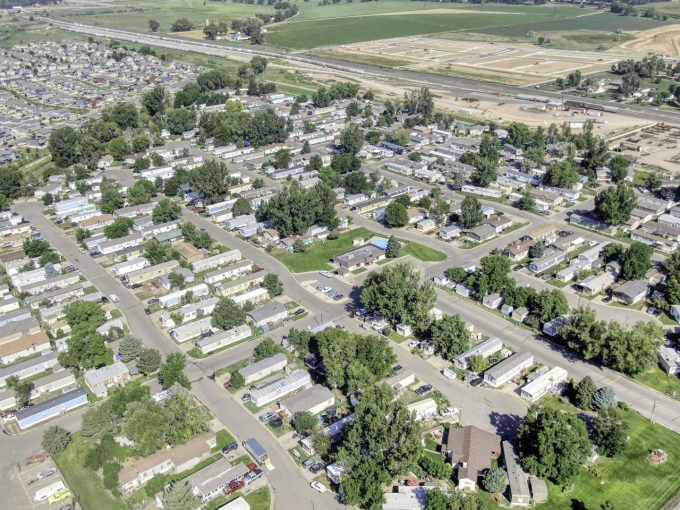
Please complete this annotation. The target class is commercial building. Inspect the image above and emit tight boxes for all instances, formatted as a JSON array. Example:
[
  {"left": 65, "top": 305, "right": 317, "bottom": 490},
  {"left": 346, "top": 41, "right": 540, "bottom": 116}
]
[
  {"left": 483, "top": 352, "right": 534, "bottom": 388},
  {"left": 15, "top": 388, "right": 87, "bottom": 430},
  {"left": 520, "top": 367, "right": 568, "bottom": 402},
  {"left": 195, "top": 324, "right": 251, "bottom": 355},
  {"left": 280, "top": 384, "right": 335, "bottom": 416},
  {"left": 238, "top": 352, "right": 287, "bottom": 384},
  {"left": 249, "top": 369, "right": 311, "bottom": 407}
]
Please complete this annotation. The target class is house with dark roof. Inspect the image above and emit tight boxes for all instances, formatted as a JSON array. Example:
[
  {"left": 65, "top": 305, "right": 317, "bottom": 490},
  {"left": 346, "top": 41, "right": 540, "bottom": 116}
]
[{"left": 444, "top": 425, "right": 501, "bottom": 491}]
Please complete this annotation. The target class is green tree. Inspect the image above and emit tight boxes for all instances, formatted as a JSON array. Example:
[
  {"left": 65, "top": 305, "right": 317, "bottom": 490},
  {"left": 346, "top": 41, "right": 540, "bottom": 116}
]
[
  {"left": 42, "top": 426, "right": 71, "bottom": 455},
  {"left": 147, "top": 19, "right": 160, "bottom": 32},
  {"left": 593, "top": 386, "right": 617, "bottom": 410},
  {"left": 594, "top": 183, "right": 637, "bottom": 225},
  {"left": 544, "top": 160, "right": 580, "bottom": 188},
  {"left": 166, "top": 108, "right": 196, "bottom": 135},
  {"left": 42, "top": 193, "right": 54, "bottom": 206},
  {"left": 604, "top": 321, "right": 663, "bottom": 376},
  {"left": 64, "top": 301, "right": 105, "bottom": 329},
  {"left": 361, "top": 263, "right": 436, "bottom": 327},
  {"left": 593, "top": 409, "right": 628, "bottom": 457},
  {"left": 118, "top": 336, "right": 143, "bottom": 362},
  {"left": 262, "top": 273, "right": 283, "bottom": 297},
  {"left": 7, "top": 377, "right": 34, "bottom": 408},
  {"left": 22, "top": 239, "right": 50, "bottom": 258},
  {"left": 527, "top": 289, "right": 569, "bottom": 326},
  {"left": 429, "top": 314, "right": 470, "bottom": 361},
  {"left": 212, "top": 298, "right": 246, "bottom": 330},
  {"left": 162, "top": 480, "right": 200, "bottom": 510},
  {"left": 127, "top": 180, "right": 155, "bottom": 206},
  {"left": 273, "top": 149, "right": 292, "bottom": 169},
  {"left": 385, "top": 236, "right": 401, "bottom": 258},
  {"left": 159, "top": 353, "right": 190, "bottom": 389},
  {"left": 253, "top": 338, "right": 284, "bottom": 361},
  {"left": 558, "top": 307, "right": 606, "bottom": 361},
  {"left": 517, "top": 189, "right": 536, "bottom": 211},
  {"left": 574, "top": 376, "right": 597, "bottom": 410},
  {"left": 339, "top": 384, "right": 421, "bottom": 508},
  {"left": 48, "top": 127, "right": 80, "bottom": 167},
  {"left": 517, "top": 407, "right": 591, "bottom": 486},
  {"left": 340, "top": 124, "right": 364, "bottom": 155},
  {"left": 293, "top": 411, "right": 317, "bottom": 433},
  {"left": 100, "top": 182, "right": 125, "bottom": 214},
  {"left": 81, "top": 404, "right": 118, "bottom": 439},
  {"left": 232, "top": 197, "right": 252, "bottom": 216},
  {"left": 419, "top": 454, "right": 452, "bottom": 480},
  {"left": 620, "top": 241, "right": 652, "bottom": 280},
  {"left": 152, "top": 198, "right": 181, "bottom": 223},
  {"left": 469, "top": 354, "right": 486, "bottom": 373},
  {"left": 459, "top": 195, "right": 483, "bottom": 229},
  {"left": 189, "top": 160, "right": 230, "bottom": 205},
  {"left": 384, "top": 201, "right": 408, "bottom": 228},
  {"left": 472, "top": 156, "right": 498, "bottom": 187},
  {"left": 170, "top": 18, "right": 194, "bottom": 32},
  {"left": 483, "top": 466, "right": 508, "bottom": 494},
  {"left": 137, "top": 348, "right": 161, "bottom": 375},
  {"left": 609, "top": 155, "right": 630, "bottom": 183},
  {"left": 104, "top": 217, "right": 133, "bottom": 239},
  {"left": 59, "top": 328, "right": 113, "bottom": 370},
  {"left": 163, "top": 390, "right": 211, "bottom": 445}
]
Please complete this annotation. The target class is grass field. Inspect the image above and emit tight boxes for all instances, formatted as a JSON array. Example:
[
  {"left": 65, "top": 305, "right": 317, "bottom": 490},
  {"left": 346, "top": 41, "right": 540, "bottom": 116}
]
[
  {"left": 537, "top": 398, "right": 680, "bottom": 510},
  {"left": 273, "top": 227, "right": 446, "bottom": 272},
  {"left": 54, "top": 434, "right": 126, "bottom": 510},
  {"left": 634, "top": 366, "right": 680, "bottom": 401},
  {"left": 48, "top": 0, "right": 671, "bottom": 51}
]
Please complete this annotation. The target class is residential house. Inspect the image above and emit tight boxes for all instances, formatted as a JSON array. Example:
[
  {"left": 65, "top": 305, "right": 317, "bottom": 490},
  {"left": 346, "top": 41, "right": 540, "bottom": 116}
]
[
  {"left": 16, "top": 388, "right": 87, "bottom": 430},
  {"left": 454, "top": 337, "right": 503, "bottom": 370},
  {"left": 483, "top": 352, "right": 534, "bottom": 388},
  {"left": 439, "top": 224, "right": 461, "bottom": 241},
  {"left": 280, "top": 385, "right": 335, "bottom": 416},
  {"left": 30, "top": 371, "right": 77, "bottom": 399},
  {"left": 195, "top": 324, "right": 251, "bottom": 355},
  {"left": 482, "top": 293, "right": 503, "bottom": 310},
  {"left": 520, "top": 367, "right": 568, "bottom": 402},
  {"left": 333, "top": 244, "right": 386, "bottom": 275},
  {"left": 84, "top": 361, "right": 131, "bottom": 398},
  {"left": 185, "top": 458, "right": 250, "bottom": 503},
  {"left": 204, "top": 260, "right": 253, "bottom": 285},
  {"left": 542, "top": 316, "right": 569, "bottom": 337},
  {"left": 249, "top": 369, "right": 311, "bottom": 407},
  {"left": 157, "top": 283, "right": 210, "bottom": 309},
  {"left": 125, "top": 260, "right": 180, "bottom": 286},
  {"left": 119, "top": 432, "right": 216, "bottom": 493},
  {"left": 247, "top": 302, "right": 288, "bottom": 330},
  {"left": 659, "top": 346, "right": 680, "bottom": 376},
  {"left": 0, "top": 351, "right": 60, "bottom": 388},
  {"left": 463, "top": 224, "right": 497, "bottom": 243},
  {"left": 238, "top": 353, "right": 287, "bottom": 384},
  {"left": 444, "top": 425, "right": 501, "bottom": 491},
  {"left": 576, "top": 273, "right": 615, "bottom": 296},
  {"left": 170, "top": 317, "right": 214, "bottom": 343},
  {"left": 112, "top": 257, "right": 150, "bottom": 277},
  {"left": 0, "top": 331, "right": 51, "bottom": 365},
  {"left": 193, "top": 250, "right": 242, "bottom": 273},
  {"left": 527, "top": 248, "right": 565, "bottom": 273},
  {"left": 503, "top": 441, "right": 531, "bottom": 507},
  {"left": 612, "top": 279, "right": 649, "bottom": 305},
  {"left": 406, "top": 398, "right": 438, "bottom": 422}
]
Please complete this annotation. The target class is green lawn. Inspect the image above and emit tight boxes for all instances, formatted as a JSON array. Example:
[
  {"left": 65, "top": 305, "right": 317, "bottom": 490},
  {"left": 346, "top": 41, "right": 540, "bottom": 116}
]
[
  {"left": 54, "top": 434, "right": 125, "bottom": 510},
  {"left": 634, "top": 366, "right": 680, "bottom": 401},
  {"left": 244, "top": 487, "right": 271, "bottom": 510},
  {"left": 273, "top": 227, "right": 376, "bottom": 272},
  {"left": 537, "top": 398, "right": 680, "bottom": 510},
  {"left": 400, "top": 241, "right": 447, "bottom": 262}
]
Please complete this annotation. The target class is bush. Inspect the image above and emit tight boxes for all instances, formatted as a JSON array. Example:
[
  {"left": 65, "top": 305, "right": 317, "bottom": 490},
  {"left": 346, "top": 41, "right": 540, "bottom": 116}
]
[
  {"left": 42, "top": 426, "right": 71, "bottom": 455},
  {"left": 419, "top": 454, "right": 452, "bottom": 480}
]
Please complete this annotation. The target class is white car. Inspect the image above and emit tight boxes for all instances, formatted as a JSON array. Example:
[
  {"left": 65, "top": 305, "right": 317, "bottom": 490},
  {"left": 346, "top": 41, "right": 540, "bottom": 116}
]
[
  {"left": 408, "top": 340, "right": 419, "bottom": 349},
  {"left": 320, "top": 271, "right": 332, "bottom": 278},
  {"left": 310, "top": 481, "right": 327, "bottom": 493},
  {"left": 108, "top": 294, "right": 120, "bottom": 303}
]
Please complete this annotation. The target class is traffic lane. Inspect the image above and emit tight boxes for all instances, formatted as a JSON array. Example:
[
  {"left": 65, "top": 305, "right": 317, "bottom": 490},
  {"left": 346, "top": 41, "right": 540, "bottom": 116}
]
[
  {"left": 14, "top": 202, "right": 179, "bottom": 356},
  {"left": 192, "top": 378, "right": 345, "bottom": 510},
  {"left": 434, "top": 288, "right": 680, "bottom": 434}
]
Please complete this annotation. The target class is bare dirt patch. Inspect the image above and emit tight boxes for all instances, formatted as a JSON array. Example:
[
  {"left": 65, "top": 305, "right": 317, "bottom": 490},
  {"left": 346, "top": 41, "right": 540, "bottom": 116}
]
[{"left": 616, "top": 24, "right": 680, "bottom": 57}]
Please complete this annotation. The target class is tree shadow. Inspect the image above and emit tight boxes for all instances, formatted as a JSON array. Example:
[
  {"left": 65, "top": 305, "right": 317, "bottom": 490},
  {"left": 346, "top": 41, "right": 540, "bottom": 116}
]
[
  {"left": 489, "top": 411, "right": 523, "bottom": 439},
  {"left": 570, "top": 498, "right": 588, "bottom": 510}
]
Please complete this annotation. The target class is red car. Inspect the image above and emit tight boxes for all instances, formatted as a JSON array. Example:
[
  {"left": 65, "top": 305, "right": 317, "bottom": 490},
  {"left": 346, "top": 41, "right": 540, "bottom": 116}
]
[
  {"left": 225, "top": 480, "right": 245, "bottom": 495},
  {"left": 247, "top": 463, "right": 258, "bottom": 472}
]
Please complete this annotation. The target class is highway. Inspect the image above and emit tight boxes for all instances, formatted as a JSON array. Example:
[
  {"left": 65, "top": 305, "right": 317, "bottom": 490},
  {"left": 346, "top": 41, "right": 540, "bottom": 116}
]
[{"left": 37, "top": 17, "right": 680, "bottom": 125}]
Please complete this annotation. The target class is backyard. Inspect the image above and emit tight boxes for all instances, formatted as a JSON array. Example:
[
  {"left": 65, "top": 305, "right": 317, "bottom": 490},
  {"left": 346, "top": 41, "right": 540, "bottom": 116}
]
[{"left": 537, "top": 398, "right": 680, "bottom": 510}]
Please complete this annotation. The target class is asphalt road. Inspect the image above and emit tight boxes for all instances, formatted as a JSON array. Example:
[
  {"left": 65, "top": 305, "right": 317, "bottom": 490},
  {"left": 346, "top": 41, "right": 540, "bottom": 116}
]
[{"left": 38, "top": 18, "right": 680, "bottom": 125}]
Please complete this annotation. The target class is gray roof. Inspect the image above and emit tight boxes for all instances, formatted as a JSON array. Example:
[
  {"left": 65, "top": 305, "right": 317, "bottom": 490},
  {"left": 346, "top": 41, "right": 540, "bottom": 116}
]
[
  {"left": 0, "top": 317, "right": 39, "bottom": 337},
  {"left": 614, "top": 279, "right": 649, "bottom": 298},
  {"left": 0, "top": 351, "right": 58, "bottom": 381},
  {"left": 247, "top": 302, "right": 287, "bottom": 323},
  {"left": 485, "top": 352, "right": 533, "bottom": 379},
  {"left": 16, "top": 388, "right": 86, "bottom": 421},
  {"left": 281, "top": 384, "right": 334, "bottom": 415},
  {"left": 503, "top": 440, "right": 531, "bottom": 500},
  {"left": 239, "top": 353, "right": 287, "bottom": 379}
]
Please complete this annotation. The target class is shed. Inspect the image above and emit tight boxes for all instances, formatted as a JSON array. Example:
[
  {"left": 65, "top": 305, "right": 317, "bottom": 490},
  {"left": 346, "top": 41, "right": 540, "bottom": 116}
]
[{"left": 243, "top": 438, "right": 268, "bottom": 464}]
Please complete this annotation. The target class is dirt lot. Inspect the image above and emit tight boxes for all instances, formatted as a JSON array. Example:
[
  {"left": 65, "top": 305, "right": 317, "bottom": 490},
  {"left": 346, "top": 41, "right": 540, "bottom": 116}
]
[
  {"left": 617, "top": 24, "right": 680, "bottom": 57},
  {"left": 613, "top": 123, "right": 680, "bottom": 175},
  {"left": 325, "top": 36, "right": 630, "bottom": 85}
]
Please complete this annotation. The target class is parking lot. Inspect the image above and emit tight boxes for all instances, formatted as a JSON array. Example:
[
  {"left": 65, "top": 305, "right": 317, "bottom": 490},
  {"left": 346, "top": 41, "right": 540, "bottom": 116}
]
[{"left": 15, "top": 453, "right": 74, "bottom": 510}]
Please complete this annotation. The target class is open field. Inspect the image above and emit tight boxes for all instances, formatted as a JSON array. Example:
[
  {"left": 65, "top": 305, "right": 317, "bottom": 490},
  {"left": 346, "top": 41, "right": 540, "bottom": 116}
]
[
  {"left": 326, "top": 36, "right": 631, "bottom": 85},
  {"left": 617, "top": 24, "right": 680, "bottom": 57},
  {"left": 537, "top": 398, "right": 680, "bottom": 510}
]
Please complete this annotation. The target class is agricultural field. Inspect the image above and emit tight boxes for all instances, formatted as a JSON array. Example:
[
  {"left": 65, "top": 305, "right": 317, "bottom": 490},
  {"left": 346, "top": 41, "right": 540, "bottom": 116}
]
[{"left": 47, "top": 0, "right": 673, "bottom": 52}]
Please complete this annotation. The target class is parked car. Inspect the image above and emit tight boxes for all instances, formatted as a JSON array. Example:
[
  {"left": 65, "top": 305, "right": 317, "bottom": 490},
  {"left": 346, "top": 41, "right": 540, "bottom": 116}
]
[
  {"left": 320, "top": 271, "right": 332, "bottom": 278},
  {"left": 225, "top": 480, "right": 245, "bottom": 495},
  {"left": 407, "top": 340, "right": 419, "bottom": 349},
  {"left": 259, "top": 412, "right": 277, "bottom": 423},
  {"left": 222, "top": 441, "right": 238, "bottom": 454},
  {"left": 244, "top": 468, "right": 263, "bottom": 484},
  {"left": 293, "top": 308, "right": 305, "bottom": 316},
  {"left": 108, "top": 294, "right": 119, "bottom": 303},
  {"left": 269, "top": 417, "right": 284, "bottom": 428},
  {"left": 415, "top": 384, "right": 432, "bottom": 395},
  {"left": 310, "top": 481, "right": 327, "bottom": 493},
  {"left": 393, "top": 365, "right": 402, "bottom": 372},
  {"left": 241, "top": 393, "right": 252, "bottom": 402},
  {"left": 292, "top": 449, "right": 301, "bottom": 459},
  {"left": 144, "top": 308, "right": 151, "bottom": 315}
]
